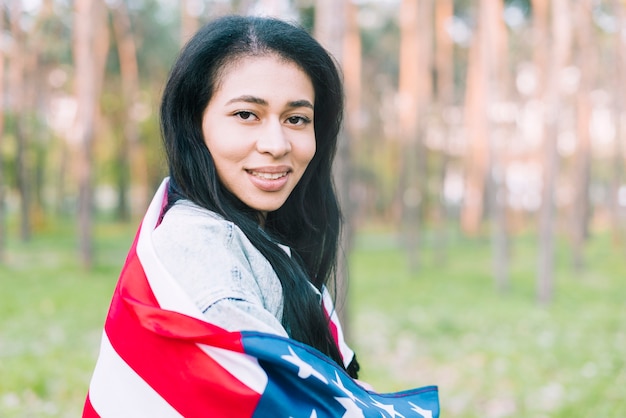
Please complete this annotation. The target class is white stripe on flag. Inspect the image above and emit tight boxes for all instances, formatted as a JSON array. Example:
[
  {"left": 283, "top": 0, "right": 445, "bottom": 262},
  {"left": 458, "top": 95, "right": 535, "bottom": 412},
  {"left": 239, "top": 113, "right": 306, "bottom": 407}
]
[
  {"left": 197, "top": 344, "right": 268, "bottom": 395},
  {"left": 88, "top": 331, "right": 183, "bottom": 418}
]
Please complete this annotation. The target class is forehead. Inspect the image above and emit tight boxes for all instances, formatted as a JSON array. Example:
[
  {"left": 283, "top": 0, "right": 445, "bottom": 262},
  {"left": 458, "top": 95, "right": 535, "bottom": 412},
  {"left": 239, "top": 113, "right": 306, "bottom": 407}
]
[{"left": 212, "top": 54, "right": 314, "bottom": 99}]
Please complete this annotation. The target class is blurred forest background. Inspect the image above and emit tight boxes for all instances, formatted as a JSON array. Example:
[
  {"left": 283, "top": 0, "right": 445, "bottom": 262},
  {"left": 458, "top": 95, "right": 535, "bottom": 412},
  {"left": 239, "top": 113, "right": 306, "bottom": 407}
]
[
  {"left": 2, "top": 0, "right": 626, "bottom": 300},
  {"left": 0, "top": 0, "right": 626, "bottom": 301},
  {"left": 1, "top": 0, "right": 626, "bottom": 417}
]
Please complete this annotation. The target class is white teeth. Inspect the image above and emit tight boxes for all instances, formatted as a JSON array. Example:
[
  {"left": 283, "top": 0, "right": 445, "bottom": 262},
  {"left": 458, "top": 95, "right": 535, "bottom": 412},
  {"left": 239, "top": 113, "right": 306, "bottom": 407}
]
[{"left": 250, "top": 171, "right": 287, "bottom": 180}]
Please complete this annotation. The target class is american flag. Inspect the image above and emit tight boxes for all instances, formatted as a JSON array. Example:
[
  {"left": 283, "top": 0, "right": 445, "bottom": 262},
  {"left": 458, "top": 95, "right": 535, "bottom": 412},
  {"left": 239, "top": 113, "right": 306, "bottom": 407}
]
[{"left": 83, "top": 179, "right": 440, "bottom": 417}]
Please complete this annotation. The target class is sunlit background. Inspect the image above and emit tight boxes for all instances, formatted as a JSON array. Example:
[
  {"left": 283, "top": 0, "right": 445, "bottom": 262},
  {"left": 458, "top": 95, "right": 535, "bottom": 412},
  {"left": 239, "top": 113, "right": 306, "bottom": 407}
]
[{"left": 1, "top": 0, "right": 625, "bottom": 417}]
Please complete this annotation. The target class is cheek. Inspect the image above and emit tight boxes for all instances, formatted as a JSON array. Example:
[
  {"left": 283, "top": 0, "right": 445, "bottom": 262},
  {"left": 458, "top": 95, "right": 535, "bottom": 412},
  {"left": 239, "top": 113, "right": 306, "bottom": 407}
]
[
  {"left": 306, "top": 144, "right": 316, "bottom": 166},
  {"left": 203, "top": 124, "right": 246, "bottom": 164},
  {"left": 301, "top": 135, "right": 317, "bottom": 166}
]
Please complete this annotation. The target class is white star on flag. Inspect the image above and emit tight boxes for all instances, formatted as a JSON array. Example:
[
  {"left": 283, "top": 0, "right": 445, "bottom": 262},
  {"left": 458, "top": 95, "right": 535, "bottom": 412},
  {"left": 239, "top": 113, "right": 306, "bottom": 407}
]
[
  {"left": 332, "top": 371, "right": 368, "bottom": 407},
  {"left": 281, "top": 346, "right": 328, "bottom": 384},
  {"left": 408, "top": 402, "right": 433, "bottom": 418},
  {"left": 371, "top": 398, "right": 406, "bottom": 418},
  {"left": 335, "top": 397, "right": 365, "bottom": 418}
]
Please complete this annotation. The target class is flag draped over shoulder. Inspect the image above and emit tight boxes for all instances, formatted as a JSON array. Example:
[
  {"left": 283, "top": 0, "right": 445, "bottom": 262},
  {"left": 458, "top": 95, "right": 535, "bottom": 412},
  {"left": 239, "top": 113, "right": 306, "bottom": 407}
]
[{"left": 83, "top": 178, "right": 440, "bottom": 418}]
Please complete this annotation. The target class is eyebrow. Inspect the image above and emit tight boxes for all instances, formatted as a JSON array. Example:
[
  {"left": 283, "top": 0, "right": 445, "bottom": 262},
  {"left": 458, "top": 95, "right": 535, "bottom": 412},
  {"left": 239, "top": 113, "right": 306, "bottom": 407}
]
[{"left": 226, "top": 95, "right": 314, "bottom": 110}]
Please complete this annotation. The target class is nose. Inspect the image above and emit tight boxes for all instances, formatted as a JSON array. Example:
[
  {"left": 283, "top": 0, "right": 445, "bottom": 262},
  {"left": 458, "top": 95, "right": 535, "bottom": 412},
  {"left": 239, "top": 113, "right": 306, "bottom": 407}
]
[{"left": 256, "top": 119, "right": 291, "bottom": 157}]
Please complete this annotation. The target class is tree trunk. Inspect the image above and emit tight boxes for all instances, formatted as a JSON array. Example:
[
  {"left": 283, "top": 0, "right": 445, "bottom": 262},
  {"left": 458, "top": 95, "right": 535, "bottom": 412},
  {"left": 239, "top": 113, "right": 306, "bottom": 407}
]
[
  {"left": 314, "top": 0, "right": 351, "bottom": 334},
  {"left": 74, "top": 0, "right": 109, "bottom": 269},
  {"left": 481, "top": 0, "right": 510, "bottom": 292},
  {"left": 398, "top": 0, "right": 432, "bottom": 272},
  {"left": 181, "top": 0, "right": 200, "bottom": 46},
  {"left": 570, "top": 0, "right": 594, "bottom": 272},
  {"left": 461, "top": 0, "right": 488, "bottom": 237},
  {"left": 342, "top": 0, "right": 361, "bottom": 230},
  {"left": 414, "top": 0, "right": 433, "bottom": 272},
  {"left": 432, "top": 0, "right": 454, "bottom": 264},
  {"left": 397, "top": 0, "right": 419, "bottom": 247},
  {"left": 610, "top": 0, "right": 625, "bottom": 246},
  {"left": 111, "top": 0, "right": 147, "bottom": 219},
  {"left": 435, "top": 0, "right": 454, "bottom": 105},
  {"left": 9, "top": 0, "right": 30, "bottom": 242},
  {"left": 75, "top": 0, "right": 96, "bottom": 269},
  {"left": 343, "top": 0, "right": 361, "bottom": 146},
  {"left": 533, "top": 0, "right": 551, "bottom": 304},
  {"left": 28, "top": 0, "right": 55, "bottom": 229},
  {"left": 0, "top": 5, "right": 5, "bottom": 261},
  {"left": 536, "top": 0, "right": 572, "bottom": 305},
  {"left": 56, "top": 140, "right": 69, "bottom": 216}
]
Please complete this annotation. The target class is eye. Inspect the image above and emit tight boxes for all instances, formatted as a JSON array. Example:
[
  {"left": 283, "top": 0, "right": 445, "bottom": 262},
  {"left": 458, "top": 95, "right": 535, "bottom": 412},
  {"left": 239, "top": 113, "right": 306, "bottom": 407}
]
[
  {"left": 234, "top": 111, "right": 257, "bottom": 121},
  {"left": 286, "top": 115, "right": 312, "bottom": 126}
]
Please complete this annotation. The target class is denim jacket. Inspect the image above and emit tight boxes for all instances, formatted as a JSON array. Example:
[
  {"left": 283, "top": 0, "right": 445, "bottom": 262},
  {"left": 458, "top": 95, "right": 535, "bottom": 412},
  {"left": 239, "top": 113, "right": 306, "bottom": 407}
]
[{"left": 151, "top": 199, "right": 289, "bottom": 337}]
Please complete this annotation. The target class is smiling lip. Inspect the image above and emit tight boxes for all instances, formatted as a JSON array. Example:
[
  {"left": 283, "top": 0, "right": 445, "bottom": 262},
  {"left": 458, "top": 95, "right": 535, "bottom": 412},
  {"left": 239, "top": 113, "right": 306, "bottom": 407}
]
[{"left": 246, "top": 167, "right": 291, "bottom": 192}]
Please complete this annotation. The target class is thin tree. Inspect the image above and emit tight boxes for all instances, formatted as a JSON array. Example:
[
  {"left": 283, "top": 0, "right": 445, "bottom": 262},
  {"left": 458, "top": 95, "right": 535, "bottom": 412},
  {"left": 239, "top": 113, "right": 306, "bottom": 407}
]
[
  {"left": 481, "top": 0, "right": 510, "bottom": 292},
  {"left": 397, "top": 0, "right": 432, "bottom": 272},
  {"left": 394, "top": 0, "right": 420, "bottom": 237},
  {"left": 343, "top": 0, "right": 362, "bottom": 151},
  {"left": 111, "top": 0, "right": 147, "bottom": 219},
  {"left": 314, "top": 0, "right": 351, "bottom": 332},
  {"left": 74, "top": 0, "right": 109, "bottom": 268},
  {"left": 610, "top": 0, "right": 626, "bottom": 246},
  {"left": 461, "top": 0, "right": 511, "bottom": 252},
  {"left": 461, "top": 0, "right": 488, "bottom": 237},
  {"left": 536, "top": 0, "right": 572, "bottom": 304},
  {"left": 570, "top": 0, "right": 594, "bottom": 272},
  {"left": 340, "top": 0, "right": 362, "bottom": 238},
  {"left": 432, "top": 0, "right": 454, "bottom": 264},
  {"left": 9, "top": 0, "right": 30, "bottom": 241},
  {"left": 414, "top": 0, "right": 433, "bottom": 236},
  {"left": 181, "top": 0, "right": 200, "bottom": 46},
  {"left": 28, "top": 0, "right": 56, "bottom": 224},
  {"left": 0, "top": 4, "right": 6, "bottom": 261}
]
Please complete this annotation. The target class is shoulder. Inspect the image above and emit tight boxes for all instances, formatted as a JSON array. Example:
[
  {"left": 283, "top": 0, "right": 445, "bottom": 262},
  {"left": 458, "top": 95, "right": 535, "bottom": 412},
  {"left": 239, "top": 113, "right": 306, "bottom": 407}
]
[
  {"left": 155, "top": 200, "right": 235, "bottom": 246},
  {"left": 155, "top": 200, "right": 269, "bottom": 264},
  {"left": 151, "top": 199, "right": 253, "bottom": 282},
  {"left": 150, "top": 199, "right": 283, "bottom": 319}
]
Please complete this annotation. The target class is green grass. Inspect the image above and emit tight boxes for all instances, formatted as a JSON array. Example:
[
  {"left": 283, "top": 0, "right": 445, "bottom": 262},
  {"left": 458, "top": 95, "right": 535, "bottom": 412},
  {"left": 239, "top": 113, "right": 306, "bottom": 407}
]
[
  {"left": 1, "top": 221, "right": 625, "bottom": 417},
  {"left": 0, "top": 220, "right": 135, "bottom": 417},
  {"left": 350, "top": 229, "right": 626, "bottom": 417}
]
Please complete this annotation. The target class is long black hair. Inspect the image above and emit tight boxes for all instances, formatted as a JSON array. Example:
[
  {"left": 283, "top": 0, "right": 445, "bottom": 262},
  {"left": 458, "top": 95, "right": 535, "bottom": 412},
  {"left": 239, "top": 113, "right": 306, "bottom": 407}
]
[{"left": 160, "top": 15, "right": 358, "bottom": 377}]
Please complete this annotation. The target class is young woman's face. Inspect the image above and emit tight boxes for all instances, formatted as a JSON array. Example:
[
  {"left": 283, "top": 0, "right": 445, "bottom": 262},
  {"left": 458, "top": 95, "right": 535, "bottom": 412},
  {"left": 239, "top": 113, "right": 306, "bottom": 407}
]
[{"left": 202, "top": 55, "right": 316, "bottom": 216}]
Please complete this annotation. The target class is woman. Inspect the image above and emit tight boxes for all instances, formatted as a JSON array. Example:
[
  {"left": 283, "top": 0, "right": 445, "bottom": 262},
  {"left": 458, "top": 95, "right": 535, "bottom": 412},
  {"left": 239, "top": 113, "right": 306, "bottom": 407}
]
[
  {"left": 84, "top": 15, "right": 440, "bottom": 417},
  {"left": 156, "top": 15, "right": 359, "bottom": 376}
]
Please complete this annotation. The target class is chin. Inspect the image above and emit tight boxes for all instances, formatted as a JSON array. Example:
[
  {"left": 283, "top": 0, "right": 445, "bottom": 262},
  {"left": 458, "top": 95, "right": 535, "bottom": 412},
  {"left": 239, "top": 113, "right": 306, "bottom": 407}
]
[
  {"left": 256, "top": 204, "right": 286, "bottom": 213},
  {"left": 247, "top": 199, "right": 288, "bottom": 213}
]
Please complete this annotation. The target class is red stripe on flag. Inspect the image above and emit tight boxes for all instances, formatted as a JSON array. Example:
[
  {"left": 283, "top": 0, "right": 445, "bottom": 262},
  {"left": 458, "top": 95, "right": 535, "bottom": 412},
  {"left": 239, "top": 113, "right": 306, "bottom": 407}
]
[
  {"left": 104, "top": 249, "right": 262, "bottom": 417},
  {"left": 323, "top": 306, "right": 341, "bottom": 360},
  {"left": 82, "top": 395, "right": 98, "bottom": 418},
  {"left": 327, "top": 314, "right": 340, "bottom": 350}
]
